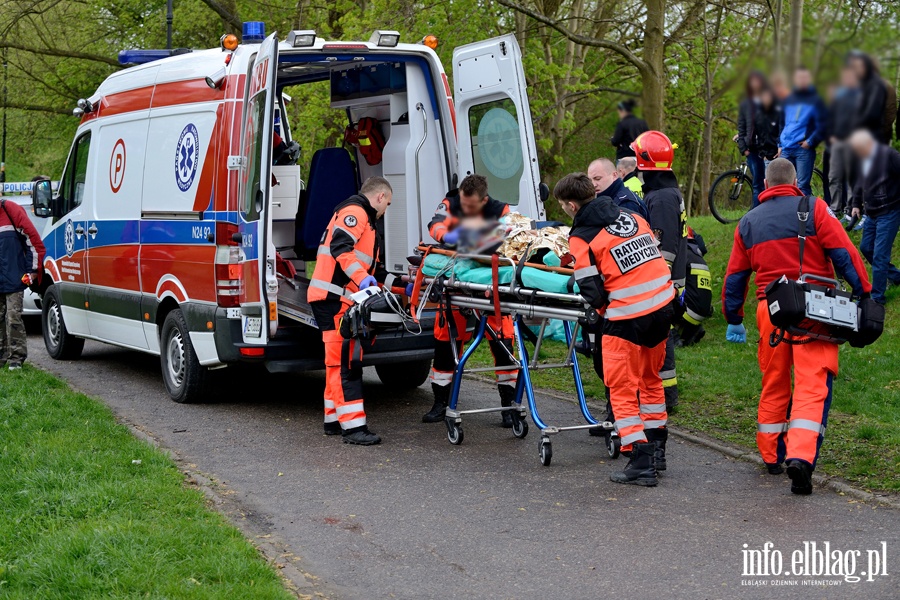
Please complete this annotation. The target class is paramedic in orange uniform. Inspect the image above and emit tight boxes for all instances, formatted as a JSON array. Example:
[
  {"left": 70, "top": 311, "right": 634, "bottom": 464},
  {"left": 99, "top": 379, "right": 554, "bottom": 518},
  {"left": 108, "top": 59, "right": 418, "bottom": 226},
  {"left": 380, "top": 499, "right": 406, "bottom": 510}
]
[
  {"left": 309, "top": 177, "right": 393, "bottom": 446},
  {"left": 722, "top": 158, "right": 871, "bottom": 494},
  {"left": 556, "top": 173, "right": 675, "bottom": 487},
  {"left": 422, "top": 174, "right": 519, "bottom": 426}
]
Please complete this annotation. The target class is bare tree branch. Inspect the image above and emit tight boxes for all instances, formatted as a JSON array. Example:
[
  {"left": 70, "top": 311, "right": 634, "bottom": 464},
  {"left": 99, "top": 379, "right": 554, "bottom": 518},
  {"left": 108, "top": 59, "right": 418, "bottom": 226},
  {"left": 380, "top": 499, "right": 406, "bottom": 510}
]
[
  {"left": 197, "top": 0, "right": 243, "bottom": 30},
  {"left": 2, "top": 100, "right": 72, "bottom": 115},
  {"left": 0, "top": 40, "right": 119, "bottom": 67}
]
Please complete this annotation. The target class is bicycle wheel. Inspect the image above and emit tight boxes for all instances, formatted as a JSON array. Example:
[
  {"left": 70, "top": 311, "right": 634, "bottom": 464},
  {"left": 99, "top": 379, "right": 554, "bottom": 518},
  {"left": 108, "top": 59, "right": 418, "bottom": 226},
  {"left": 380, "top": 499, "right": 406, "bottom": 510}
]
[
  {"left": 810, "top": 168, "right": 826, "bottom": 199},
  {"left": 709, "top": 170, "right": 753, "bottom": 224}
]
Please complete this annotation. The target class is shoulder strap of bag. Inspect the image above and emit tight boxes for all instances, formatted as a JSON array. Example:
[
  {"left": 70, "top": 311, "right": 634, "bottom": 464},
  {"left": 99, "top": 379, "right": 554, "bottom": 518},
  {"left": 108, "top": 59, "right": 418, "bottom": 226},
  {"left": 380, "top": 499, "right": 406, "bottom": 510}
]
[{"left": 797, "top": 195, "right": 812, "bottom": 278}]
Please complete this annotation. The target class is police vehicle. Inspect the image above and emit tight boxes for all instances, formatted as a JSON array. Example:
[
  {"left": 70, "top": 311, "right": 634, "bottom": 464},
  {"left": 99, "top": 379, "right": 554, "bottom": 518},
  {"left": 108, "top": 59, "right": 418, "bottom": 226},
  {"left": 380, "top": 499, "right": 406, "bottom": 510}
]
[{"left": 32, "top": 22, "right": 546, "bottom": 403}]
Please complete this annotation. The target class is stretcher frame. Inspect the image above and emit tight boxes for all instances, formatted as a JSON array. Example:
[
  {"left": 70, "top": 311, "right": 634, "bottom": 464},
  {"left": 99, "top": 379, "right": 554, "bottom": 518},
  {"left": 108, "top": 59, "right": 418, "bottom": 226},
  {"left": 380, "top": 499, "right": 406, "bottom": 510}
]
[{"left": 420, "top": 253, "right": 617, "bottom": 466}]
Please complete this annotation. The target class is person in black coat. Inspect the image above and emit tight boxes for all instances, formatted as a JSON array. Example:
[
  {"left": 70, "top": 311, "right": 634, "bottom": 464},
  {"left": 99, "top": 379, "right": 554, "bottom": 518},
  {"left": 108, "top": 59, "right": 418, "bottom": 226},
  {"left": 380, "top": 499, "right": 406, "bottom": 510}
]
[
  {"left": 826, "top": 66, "right": 861, "bottom": 213},
  {"left": 610, "top": 99, "right": 649, "bottom": 159},
  {"left": 736, "top": 71, "right": 779, "bottom": 208},
  {"left": 847, "top": 51, "right": 888, "bottom": 142}
]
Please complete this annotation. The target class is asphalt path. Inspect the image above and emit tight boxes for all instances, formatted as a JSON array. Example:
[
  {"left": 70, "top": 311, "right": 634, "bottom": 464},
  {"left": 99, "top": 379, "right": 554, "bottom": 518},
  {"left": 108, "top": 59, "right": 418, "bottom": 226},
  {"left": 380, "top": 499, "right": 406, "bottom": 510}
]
[{"left": 25, "top": 334, "right": 900, "bottom": 599}]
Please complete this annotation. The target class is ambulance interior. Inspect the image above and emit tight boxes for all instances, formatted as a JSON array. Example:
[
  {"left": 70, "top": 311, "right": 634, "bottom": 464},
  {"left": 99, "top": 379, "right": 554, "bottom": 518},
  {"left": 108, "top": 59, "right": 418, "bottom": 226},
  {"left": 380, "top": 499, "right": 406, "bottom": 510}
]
[{"left": 268, "top": 53, "right": 452, "bottom": 302}]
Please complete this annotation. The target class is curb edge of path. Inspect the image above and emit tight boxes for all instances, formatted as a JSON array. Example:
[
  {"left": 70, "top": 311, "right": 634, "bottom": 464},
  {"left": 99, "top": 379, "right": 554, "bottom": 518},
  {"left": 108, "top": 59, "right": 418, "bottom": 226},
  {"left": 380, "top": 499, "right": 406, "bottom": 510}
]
[{"left": 464, "top": 373, "right": 900, "bottom": 510}]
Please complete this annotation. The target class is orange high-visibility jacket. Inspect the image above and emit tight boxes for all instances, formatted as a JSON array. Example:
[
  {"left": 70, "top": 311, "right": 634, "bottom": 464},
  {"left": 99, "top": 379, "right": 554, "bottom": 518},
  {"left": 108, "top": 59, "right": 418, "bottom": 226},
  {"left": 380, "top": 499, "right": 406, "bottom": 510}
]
[
  {"left": 309, "top": 195, "right": 380, "bottom": 305},
  {"left": 569, "top": 196, "right": 675, "bottom": 321}
]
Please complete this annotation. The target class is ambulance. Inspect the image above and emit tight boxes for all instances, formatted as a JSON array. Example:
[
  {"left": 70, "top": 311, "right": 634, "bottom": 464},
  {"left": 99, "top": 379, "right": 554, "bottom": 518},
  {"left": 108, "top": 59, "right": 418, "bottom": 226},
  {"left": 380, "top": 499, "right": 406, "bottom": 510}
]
[{"left": 32, "top": 22, "right": 547, "bottom": 403}]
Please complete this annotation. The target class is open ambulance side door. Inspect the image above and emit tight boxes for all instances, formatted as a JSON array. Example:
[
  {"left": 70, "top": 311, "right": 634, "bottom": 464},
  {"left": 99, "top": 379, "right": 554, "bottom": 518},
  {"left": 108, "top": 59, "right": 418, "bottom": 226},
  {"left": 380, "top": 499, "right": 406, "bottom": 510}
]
[
  {"left": 237, "top": 33, "right": 279, "bottom": 344},
  {"left": 452, "top": 35, "right": 545, "bottom": 219}
]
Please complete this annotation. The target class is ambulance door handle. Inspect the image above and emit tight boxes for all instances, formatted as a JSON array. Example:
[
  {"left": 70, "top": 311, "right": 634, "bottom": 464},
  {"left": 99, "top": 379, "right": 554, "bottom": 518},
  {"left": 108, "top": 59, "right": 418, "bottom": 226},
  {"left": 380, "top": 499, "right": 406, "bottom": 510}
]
[
  {"left": 88, "top": 225, "right": 98, "bottom": 235},
  {"left": 232, "top": 232, "right": 243, "bottom": 243},
  {"left": 75, "top": 225, "right": 85, "bottom": 235}
]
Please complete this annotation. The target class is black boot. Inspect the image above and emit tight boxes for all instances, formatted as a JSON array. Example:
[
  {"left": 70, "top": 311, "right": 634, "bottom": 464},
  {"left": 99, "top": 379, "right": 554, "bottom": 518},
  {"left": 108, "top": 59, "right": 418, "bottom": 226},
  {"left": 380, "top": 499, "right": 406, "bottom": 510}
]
[
  {"left": 610, "top": 441, "right": 658, "bottom": 486},
  {"left": 765, "top": 462, "right": 784, "bottom": 475},
  {"left": 645, "top": 428, "right": 668, "bottom": 472},
  {"left": 324, "top": 422, "right": 342, "bottom": 436},
  {"left": 423, "top": 384, "right": 449, "bottom": 423},
  {"left": 786, "top": 460, "right": 813, "bottom": 495},
  {"left": 499, "top": 385, "right": 516, "bottom": 428},
  {"left": 342, "top": 426, "right": 382, "bottom": 446}
]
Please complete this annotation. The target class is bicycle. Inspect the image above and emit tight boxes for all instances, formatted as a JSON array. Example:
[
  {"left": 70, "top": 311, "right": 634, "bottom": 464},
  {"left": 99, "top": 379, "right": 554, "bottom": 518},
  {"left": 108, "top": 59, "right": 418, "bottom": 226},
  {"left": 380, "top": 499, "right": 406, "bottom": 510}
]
[{"left": 708, "top": 150, "right": 825, "bottom": 224}]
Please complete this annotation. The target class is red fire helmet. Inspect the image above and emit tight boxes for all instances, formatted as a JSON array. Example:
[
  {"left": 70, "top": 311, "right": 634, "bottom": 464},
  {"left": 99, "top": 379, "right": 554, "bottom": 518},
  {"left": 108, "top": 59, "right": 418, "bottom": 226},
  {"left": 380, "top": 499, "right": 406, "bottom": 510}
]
[{"left": 631, "top": 130, "right": 674, "bottom": 171}]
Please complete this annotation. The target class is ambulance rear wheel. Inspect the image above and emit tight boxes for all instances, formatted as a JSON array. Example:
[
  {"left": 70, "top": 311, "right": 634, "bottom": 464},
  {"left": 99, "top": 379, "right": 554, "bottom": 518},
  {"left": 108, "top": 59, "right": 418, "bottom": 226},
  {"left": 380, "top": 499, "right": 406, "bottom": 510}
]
[
  {"left": 160, "top": 309, "right": 207, "bottom": 404},
  {"left": 42, "top": 285, "right": 84, "bottom": 360},
  {"left": 375, "top": 358, "right": 432, "bottom": 389}
]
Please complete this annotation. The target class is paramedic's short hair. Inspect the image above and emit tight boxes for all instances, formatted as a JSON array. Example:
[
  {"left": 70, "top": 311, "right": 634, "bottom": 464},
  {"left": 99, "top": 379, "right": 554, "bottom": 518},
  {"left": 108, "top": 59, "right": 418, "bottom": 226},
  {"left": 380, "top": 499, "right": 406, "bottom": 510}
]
[
  {"left": 764, "top": 158, "right": 796, "bottom": 187},
  {"left": 554, "top": 173, "right": 595, "bottom": 205},
  {"left": 360, "top": 176, "right": 392, "bottom": 197},
  {"left": 589, "top": 158, "right": 616, "bottom": 176},
  {"left": 459, "top": 174, "right": 489, "bottom": 199},
  {"left": 617, "top": 157, "right": 637, "bottom": 172}
]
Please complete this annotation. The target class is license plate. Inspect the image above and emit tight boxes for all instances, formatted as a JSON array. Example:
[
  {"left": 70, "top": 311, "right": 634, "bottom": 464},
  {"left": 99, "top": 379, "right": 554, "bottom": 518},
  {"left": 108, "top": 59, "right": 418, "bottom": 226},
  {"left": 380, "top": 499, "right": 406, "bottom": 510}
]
[
  {"left": 226, "top": 307, "right": 241, "bottom": 319},
  {"left": 243, "top": 316, "right": 262, "bottom": 337}
]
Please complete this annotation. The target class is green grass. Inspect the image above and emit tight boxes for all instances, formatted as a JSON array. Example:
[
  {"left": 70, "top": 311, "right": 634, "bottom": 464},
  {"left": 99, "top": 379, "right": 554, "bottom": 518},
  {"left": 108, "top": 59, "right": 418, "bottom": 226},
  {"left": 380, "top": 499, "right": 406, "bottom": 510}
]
[
  {"left": 0, "top": 366, "right": 295, "bottom": 599},
  {"left": 470, "top": 215, "right": 900, "bottom": 493}
]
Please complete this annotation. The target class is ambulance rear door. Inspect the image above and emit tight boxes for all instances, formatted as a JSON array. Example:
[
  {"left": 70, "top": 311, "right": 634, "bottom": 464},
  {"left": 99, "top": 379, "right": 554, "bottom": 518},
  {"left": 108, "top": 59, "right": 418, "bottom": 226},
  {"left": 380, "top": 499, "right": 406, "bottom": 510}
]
[
  {"left": 236, "top": 32, "right": 279, "bottom": 344},
  {"left": 452, "top": 35, "right": 546, "bottom": 219}
]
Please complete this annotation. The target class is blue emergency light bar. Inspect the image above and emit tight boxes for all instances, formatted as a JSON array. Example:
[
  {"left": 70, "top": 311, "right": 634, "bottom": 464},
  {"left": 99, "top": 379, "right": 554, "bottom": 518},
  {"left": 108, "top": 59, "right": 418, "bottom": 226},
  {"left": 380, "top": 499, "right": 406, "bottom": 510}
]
[
  {"left": 242, "top": 21, "right": 266, "bottom": 43},
  {"left": 118, "top": 48, "right": 193, "bottom": 66}
]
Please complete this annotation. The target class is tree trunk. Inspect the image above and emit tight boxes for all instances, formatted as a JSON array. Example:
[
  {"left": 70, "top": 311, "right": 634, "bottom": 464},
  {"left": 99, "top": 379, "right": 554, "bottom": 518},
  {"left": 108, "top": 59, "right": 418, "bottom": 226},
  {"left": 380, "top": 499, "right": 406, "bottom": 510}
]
[
  {"left": 773, "top": 0, "right": 783, "bottom": 69},
  {"left": 642, "top": 0, "right": 666, "bottom": 129},
  {"left": 787, "top": 0, "right": 803, "bottom": 72}
]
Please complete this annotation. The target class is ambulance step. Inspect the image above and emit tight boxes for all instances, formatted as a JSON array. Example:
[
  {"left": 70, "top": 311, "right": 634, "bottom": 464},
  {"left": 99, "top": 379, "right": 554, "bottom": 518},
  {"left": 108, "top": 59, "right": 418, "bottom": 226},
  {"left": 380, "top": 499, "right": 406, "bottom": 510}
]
[{"left": 277, "top": 277, "right": 316, "bottom": 327}]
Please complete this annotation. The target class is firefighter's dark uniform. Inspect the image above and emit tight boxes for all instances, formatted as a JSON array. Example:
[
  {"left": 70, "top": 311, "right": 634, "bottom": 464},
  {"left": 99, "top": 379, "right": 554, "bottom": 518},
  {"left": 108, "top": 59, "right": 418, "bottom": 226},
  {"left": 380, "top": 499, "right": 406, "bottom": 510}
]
[
  {"left": 643, "top": 171, "right": 687, "bottom": 410},
  {"left": 309, "top": 195, "right": 396, "bottom": 436},
  {"left": 673, "top": 232, "right": 712, "bottom": 346},
  {"left": 425, "top": 190, "right": 518, "bottom": 421}
]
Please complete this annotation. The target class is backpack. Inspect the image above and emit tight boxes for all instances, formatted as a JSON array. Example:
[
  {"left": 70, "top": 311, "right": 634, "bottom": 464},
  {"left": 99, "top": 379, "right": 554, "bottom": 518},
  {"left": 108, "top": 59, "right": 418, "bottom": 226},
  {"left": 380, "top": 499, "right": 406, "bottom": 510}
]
[
  {"left": 344, "top": 116, "right": 386, "bottom": 166},
  {"left": 881, "top": 77, "right": 897, "bottom": 142}
]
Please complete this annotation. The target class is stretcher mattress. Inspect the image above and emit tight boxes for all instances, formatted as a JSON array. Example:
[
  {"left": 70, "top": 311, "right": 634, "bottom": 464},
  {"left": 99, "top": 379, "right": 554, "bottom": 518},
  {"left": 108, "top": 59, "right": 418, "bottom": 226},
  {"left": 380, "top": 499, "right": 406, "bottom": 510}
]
[{"left": 422, "top": 254, "right": 580, "bottom": 295}]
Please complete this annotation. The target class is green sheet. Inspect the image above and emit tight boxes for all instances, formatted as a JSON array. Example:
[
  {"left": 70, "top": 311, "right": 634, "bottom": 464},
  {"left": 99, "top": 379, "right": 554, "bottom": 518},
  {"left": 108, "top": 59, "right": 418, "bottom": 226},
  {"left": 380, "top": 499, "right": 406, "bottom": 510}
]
[{"left": 422, "top": 254, "right": 578, "bottom": 294}]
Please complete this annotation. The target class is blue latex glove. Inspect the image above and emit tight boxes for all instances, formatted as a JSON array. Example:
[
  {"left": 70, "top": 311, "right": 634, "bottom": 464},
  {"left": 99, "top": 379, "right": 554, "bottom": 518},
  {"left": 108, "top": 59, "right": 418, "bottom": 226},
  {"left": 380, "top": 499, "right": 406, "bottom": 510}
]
[
  {"left": 726, "top": 323, "right": 747, "bottom": 343},
  {"left": 405, "top": 282, "right": 414, "bottom": 297},
  {"left": 442, "top": 230, "right": 459, "bottom": 246},
  {"left": 359, "top": 275, "right": 377, "bottom": 290}
]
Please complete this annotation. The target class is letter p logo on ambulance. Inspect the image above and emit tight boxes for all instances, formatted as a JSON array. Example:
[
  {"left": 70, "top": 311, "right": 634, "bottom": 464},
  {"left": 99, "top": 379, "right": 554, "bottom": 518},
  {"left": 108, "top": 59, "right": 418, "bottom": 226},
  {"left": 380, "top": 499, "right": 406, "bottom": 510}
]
[{"left": 175, "top": 124, "right": 200, "bottom": 192}]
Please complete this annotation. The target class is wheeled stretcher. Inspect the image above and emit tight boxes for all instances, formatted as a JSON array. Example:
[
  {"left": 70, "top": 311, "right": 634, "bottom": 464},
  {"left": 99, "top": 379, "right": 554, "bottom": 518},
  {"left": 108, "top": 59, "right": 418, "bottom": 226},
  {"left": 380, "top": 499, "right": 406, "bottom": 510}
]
[{"left": 412, "top": 250, "right": 619, "bottom": 466}]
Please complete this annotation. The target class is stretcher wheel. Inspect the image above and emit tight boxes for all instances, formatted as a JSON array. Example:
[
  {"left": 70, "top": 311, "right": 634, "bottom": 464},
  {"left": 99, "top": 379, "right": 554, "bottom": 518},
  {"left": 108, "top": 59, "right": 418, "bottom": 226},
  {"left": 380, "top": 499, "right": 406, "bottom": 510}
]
[
  {"left": 606, "top": 433, "right": 621, "bottom": 459},
  {"left": 446, "top": 420, "right": 464, "bottom": 445},
  {"left": 512, "top": 416, "right": 529, "bottom": 439},
  {"left": 539, "top": 438, "right": 552, "bottom": 467}
]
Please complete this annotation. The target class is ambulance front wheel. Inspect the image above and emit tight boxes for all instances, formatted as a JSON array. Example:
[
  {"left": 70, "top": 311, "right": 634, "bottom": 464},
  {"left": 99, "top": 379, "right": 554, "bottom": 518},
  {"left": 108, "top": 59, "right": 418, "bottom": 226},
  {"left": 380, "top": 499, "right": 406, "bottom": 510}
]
[
  {"left": 160, "top": 309, "right": 208, "bottom": 404},
  {"left": 42, "top": 284, "right": 84, "bottom": 360}
]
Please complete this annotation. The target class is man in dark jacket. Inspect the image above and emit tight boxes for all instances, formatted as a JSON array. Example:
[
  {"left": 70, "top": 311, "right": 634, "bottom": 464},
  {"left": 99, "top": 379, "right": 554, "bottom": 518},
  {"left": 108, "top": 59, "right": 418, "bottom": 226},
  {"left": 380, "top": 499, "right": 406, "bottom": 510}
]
[
  {"left": 610, "top": 99, "right": 649, "bottom": 159},
  {"left": 849, "top": 129, "right": 900, "bottom": 304},
  {"left": 827, "top": 66, "right": 861, "bottom": 214},
  {"left": 847, "top": 51, "right": 888, "bottom": 142},
  {"left": 587, "top": 157, "right": 650, "bottom": 222},
  {"left": 738, "top": 87, "right": 783, "bottom": 207},
  {"left": 632, "top": 130, "right": 686, "bottom": 410},
  {"left": 0, "top": 198, "right": 46, "bottom": 370},
  {"left": 779, "top": 67, "right": 828, "bottom": 196}
]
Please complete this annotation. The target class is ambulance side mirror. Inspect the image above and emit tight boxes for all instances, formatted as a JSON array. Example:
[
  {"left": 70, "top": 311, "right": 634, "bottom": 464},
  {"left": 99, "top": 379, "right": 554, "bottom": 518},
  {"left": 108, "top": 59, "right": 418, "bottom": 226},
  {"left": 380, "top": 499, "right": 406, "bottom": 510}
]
[
  {"left": 539, "top": 182, "right": 550, "bottom": 204},
  {"left": 33, "top": 179, "right": 53, "bottom": 218}
]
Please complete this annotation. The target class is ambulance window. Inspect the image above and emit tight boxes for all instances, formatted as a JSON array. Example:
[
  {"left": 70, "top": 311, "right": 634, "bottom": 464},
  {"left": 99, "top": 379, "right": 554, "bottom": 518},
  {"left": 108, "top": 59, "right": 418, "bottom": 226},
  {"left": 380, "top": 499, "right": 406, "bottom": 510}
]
[
  {"left": 467, "top": 99, "right": 523, "bottom": 205},
  {"left": 57, "top": 132, "right": 91, "bottom": 219},
  {"left": 242, "top": 90, "right": 266, "bottom": 221}
]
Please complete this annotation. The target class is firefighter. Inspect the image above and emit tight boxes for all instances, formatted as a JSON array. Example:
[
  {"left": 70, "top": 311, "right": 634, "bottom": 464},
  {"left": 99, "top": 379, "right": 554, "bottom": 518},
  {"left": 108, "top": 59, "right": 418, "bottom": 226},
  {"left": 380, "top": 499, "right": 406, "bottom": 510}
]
[
  {"left": 423, "top": 174, "right": 518, "bottom": 426},
  {"left": 673, "top": 227, "right": 712, "bottom": 347},
  {"left": 723, "top": 158, "right": 871, "bottom": 494},
  {"left": 631, "top": 130, "right": 687, "bottom": 411},
  {"left": 557, "top": 173, "right": 675, "bottom": 486},
  {"left": 308, "top": 177, "right": 394, "bottom": 446}
]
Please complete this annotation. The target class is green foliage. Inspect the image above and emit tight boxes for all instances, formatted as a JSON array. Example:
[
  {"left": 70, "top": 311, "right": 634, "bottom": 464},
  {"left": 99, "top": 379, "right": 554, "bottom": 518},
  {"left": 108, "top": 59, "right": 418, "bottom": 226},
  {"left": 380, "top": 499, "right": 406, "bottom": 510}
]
[{"left": 0, "top": 366, "right": 293, "bottom": 598}]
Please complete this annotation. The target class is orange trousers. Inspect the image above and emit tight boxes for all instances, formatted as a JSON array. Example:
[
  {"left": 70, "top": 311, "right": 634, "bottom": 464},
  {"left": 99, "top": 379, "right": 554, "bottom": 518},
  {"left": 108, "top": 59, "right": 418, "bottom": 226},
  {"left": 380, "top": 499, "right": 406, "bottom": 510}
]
[
  {"left": 322, "top": 309, "right": 367, "bottom": 431},
  {"left": 756, "top": 301, "right": 838, "bottom": 468},
  {"left": 431, "top": 308, "right": 517, "bottom": 389},
  {"left": 601, "top": 308, "right": 670, "bottom": 450}
]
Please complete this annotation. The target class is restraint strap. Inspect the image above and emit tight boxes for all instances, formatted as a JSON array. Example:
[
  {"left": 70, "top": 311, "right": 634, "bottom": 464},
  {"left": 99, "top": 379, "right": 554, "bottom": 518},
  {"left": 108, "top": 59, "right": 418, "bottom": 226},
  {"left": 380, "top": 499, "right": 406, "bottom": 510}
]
[
  {"left": 491, "top": 253, "right": 502, "bottom": 332},
  {"left": 797, "top": 195, "right": 811, "bottom": 278}
]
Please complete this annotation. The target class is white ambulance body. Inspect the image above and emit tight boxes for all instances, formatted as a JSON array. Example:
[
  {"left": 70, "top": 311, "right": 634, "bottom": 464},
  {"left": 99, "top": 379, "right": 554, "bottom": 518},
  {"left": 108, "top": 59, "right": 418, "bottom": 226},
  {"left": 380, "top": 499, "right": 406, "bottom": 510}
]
[{"left": 32, "top": 25, "right": 546, "bottom": 402}]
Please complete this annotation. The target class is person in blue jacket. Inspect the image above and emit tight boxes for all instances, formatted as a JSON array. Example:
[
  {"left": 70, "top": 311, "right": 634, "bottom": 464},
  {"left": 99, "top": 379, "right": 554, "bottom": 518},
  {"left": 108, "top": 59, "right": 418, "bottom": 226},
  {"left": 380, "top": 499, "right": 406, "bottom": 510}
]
[{"left": 779, "top": 67, "right": 828, "bottom": 196}]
